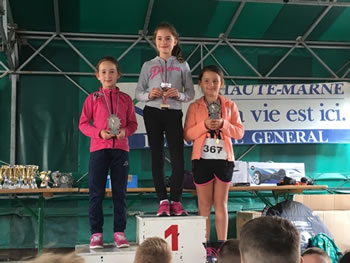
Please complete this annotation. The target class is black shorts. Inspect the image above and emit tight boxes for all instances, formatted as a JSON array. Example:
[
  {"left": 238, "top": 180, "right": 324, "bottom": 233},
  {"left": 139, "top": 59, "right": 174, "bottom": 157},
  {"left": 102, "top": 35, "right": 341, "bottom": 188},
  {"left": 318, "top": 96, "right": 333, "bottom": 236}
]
[{"left": 192, "top": 159, "right": 234, "bottom": 185}]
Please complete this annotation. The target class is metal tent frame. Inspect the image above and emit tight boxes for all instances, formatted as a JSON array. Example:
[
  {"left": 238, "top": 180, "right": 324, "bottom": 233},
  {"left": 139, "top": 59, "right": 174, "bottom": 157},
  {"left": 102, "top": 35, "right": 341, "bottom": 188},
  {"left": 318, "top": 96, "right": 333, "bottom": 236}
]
[{"left": 1, "top": 0, "right": 350, "bottom": 164}]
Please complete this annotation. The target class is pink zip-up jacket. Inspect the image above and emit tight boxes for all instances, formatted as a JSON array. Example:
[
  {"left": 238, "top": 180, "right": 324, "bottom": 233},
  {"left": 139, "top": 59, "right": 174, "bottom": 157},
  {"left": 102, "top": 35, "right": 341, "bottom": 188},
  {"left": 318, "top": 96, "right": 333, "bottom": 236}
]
[
  {"left": 79, "top": 86, "right": 138, "bottom": 152},
  {"left": 184, "top": 95, "right": 244, "bottom": 161}
]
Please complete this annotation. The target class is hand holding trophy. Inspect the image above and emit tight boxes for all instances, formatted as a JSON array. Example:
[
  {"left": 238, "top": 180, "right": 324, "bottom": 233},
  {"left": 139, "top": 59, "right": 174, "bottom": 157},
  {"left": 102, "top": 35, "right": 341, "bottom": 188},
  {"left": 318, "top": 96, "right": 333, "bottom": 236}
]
[
  {"left": 160, "top": 82, "right": 171, "bottom": 109},
  {"left": 102, "top": 89, "right": 121, "bottom": 135},
  {"left": 207, "top": 101, "right": 221, "bottom": 119},
  {"left": 107, "top": 114, "right": 121, "bottom": 135}
]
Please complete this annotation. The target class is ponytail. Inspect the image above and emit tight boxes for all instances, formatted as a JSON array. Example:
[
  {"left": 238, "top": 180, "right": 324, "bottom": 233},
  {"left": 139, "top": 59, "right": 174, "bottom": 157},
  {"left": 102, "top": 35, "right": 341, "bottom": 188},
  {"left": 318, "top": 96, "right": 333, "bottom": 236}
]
[{"left": 172, "top": 44, "right": 184, "bottom": 63}]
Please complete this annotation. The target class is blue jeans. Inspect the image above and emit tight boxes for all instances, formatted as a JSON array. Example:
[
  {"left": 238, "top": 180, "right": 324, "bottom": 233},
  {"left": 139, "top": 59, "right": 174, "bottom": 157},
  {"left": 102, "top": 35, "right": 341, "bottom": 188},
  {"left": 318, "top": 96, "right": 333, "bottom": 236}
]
[{"left": 88, "top": 149, "right": 129, "bottom": 234}]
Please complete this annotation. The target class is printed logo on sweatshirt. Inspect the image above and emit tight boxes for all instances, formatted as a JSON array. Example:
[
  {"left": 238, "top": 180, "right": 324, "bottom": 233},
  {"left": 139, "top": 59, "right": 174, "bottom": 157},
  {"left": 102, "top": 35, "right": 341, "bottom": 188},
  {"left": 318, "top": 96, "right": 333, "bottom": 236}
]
[
  {"left": 93, "top": 92, "right": 103, "bottom": 100},
  {"left": 149, "top": 65, "right": 181, "bottom": 80}
]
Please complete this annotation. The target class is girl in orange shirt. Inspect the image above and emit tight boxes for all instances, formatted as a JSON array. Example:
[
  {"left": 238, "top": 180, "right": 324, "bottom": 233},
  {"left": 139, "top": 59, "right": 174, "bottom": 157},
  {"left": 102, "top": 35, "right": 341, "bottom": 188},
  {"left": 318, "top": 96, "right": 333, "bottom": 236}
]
[{"left": 184, "top": 65, "right": 244, "bottom": 260}]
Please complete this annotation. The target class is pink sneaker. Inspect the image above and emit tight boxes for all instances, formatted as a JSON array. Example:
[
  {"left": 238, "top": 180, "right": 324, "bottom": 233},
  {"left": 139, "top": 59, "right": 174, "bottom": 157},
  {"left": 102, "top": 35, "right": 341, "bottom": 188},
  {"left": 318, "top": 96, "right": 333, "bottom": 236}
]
[
  {"left": 89, "top": 233, "right": 103, "bottom": 249},
  {"left": 114, "top": 232, "right": 130, "bottom": 248},
  {"left": 171, "top": 201, "right": 188, "bottom": 216},
  {"left": 206, "top": 247, "right": 219, "bottom": 262},
  {"left": 157, "top": 200, "right": 170, "bottom": 216}
]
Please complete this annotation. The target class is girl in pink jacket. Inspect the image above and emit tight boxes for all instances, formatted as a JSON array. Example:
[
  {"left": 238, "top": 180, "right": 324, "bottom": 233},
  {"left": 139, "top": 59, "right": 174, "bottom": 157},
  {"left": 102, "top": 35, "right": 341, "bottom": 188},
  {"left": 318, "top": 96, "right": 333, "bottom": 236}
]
[
  {"left": 184, "top": 65, "right": 244, "bottom": 260},
  {"left": 79, "top": 56, "right": 137, "bottom": 249}
]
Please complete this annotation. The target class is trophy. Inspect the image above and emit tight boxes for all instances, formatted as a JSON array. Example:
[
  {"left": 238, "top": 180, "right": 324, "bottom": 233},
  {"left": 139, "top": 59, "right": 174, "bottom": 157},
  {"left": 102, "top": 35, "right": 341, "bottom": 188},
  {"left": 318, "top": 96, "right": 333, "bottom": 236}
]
[
  {"left": 22, "top": 165, "right": 34, "bottom": 189},
  {"left": 13, "top": 165, "right": 23, "bottom": 189},
  {"left": 2, "top": 165, "right": 10, "bottom": 189},
  {"left": 21, "top": 165, "right": 29, "bottom": 189},
  {"left": 16, "top": 165, "right": 25, "bottom": 189},
  {"left": 160, "top": 82, "right": 171, "bottom": 109},
  {"left": 0, "top": 166, "right": 4, "bottom": 189},
  {"left": 107, "top": 114, "right": 121, "bottom": 135},
  {"left": 207, "top": 101, "right": 221, "bottom": 119},
  {"left": 29, "top": 165, "right": 39, "bottom": 188},
  {"left": 39, "top": 170, "right": 51, "bottom": 188},
  {"left": 8, "top": 166, "right": 15, "bottom": 189},
  {"left": 51, "top": 171, "right": 73, "bottom": 188}
]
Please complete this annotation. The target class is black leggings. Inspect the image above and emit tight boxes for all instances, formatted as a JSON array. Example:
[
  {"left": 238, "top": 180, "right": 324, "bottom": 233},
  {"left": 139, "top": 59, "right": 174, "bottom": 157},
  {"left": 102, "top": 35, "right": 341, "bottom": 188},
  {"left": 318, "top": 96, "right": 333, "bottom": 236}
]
[{"left": 143, "top": 106, "right": 184, "bottom": 202}]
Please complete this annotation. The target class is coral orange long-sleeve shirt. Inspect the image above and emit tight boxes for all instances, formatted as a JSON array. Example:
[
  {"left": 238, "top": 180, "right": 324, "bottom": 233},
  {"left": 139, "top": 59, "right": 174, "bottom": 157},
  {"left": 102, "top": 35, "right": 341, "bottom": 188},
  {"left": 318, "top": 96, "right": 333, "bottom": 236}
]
[{"left": 184, "top": 95, "right": 244, "bottom": 161}]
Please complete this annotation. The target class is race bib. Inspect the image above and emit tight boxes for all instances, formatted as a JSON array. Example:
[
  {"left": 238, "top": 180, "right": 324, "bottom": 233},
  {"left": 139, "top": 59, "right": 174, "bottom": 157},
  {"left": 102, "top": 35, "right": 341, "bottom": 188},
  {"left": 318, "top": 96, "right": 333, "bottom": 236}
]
[{"left": 200, "top": 138, "right": 227, "bottom": 160}]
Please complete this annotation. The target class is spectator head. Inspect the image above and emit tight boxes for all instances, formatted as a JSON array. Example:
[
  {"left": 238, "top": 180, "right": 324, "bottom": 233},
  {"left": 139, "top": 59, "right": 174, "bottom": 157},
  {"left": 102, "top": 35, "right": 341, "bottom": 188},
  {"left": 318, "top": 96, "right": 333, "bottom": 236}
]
[
  {"left": 239, "top": 216, "right": 301, "bottom": 263},
  {"left": 134, "top": 237, "right": 172, "bottom": 263},
  {"left": 302, "top": 247, "right": 331, "bottom": 263}
]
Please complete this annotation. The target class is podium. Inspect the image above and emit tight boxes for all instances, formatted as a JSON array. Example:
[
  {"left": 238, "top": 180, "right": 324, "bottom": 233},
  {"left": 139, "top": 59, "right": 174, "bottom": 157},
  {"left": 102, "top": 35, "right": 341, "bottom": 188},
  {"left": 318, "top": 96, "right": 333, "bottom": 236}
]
[
  {"left": 137, "top": 215, "right": 206, "bottom": 262},
  {"left": 77, "top": 215, "right": 207, "bottom": 263},
  {"left": 76, "top": 243, "right": 137, "bottom": 263}
]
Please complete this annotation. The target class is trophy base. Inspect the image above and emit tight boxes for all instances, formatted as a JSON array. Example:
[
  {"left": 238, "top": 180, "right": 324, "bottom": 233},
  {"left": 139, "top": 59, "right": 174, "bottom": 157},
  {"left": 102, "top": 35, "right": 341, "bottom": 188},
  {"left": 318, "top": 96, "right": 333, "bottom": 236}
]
[{"left": 160, "top": 104, "right": 170, "bottom": 110}]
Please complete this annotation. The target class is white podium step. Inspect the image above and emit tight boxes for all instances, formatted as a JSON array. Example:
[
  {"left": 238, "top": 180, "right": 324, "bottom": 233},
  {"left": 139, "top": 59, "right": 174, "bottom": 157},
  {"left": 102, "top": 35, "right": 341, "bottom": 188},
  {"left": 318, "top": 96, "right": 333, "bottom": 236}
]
[
  {"left": 137, "top": 215, "right": 207, "bottom": 263},
  {"left": 76, "top": 243, "right": 137, "bottom": 263},
  {"left": 76, "top": 215, "right": 207, "bottom": 263}
]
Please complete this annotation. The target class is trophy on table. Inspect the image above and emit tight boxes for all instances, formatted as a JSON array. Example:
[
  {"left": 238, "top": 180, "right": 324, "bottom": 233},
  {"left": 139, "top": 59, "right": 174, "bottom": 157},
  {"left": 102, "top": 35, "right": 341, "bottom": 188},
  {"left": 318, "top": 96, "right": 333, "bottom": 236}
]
[
  {"left": 39, "top": 170, "right": 51, "bottom": 188},
  {"left": 0, "top": 166, "right": 4, "bottom": 189},
  {"left": 51, "top": 171, "right": 73, "bottom": 188},
  {"left": 160, "top": 82, "right": 171, "bottom": 109},
  {"left": 22, "top": 165, "right": 35, "bottom": 189},
  {"left": 14, "top": 166, "right": 22, "bottom": 189},
  {"left": 107, "top": 114, "right": 121, "bottom": 135},
  {"left": 28, "top": 165, "right": 39, "bottom": 188},
  {"left": 15, "top": 165, "right": 25, "bottom": 189},
  {"left": 8, "top": 166, "right": 15, "bottom": 189},
  {"left": 21, "top": 165, "right": 30, "bottom": 189},
  {"left": 1, "top": 165, "right": 10, "bottom": 189}
]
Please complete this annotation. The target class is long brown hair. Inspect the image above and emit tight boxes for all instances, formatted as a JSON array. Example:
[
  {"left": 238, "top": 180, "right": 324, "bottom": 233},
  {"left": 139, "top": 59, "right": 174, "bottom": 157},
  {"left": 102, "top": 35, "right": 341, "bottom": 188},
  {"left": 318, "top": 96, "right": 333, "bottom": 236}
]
[{"left": 153, "top": 22, "right": 184, "bottom": 63}]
